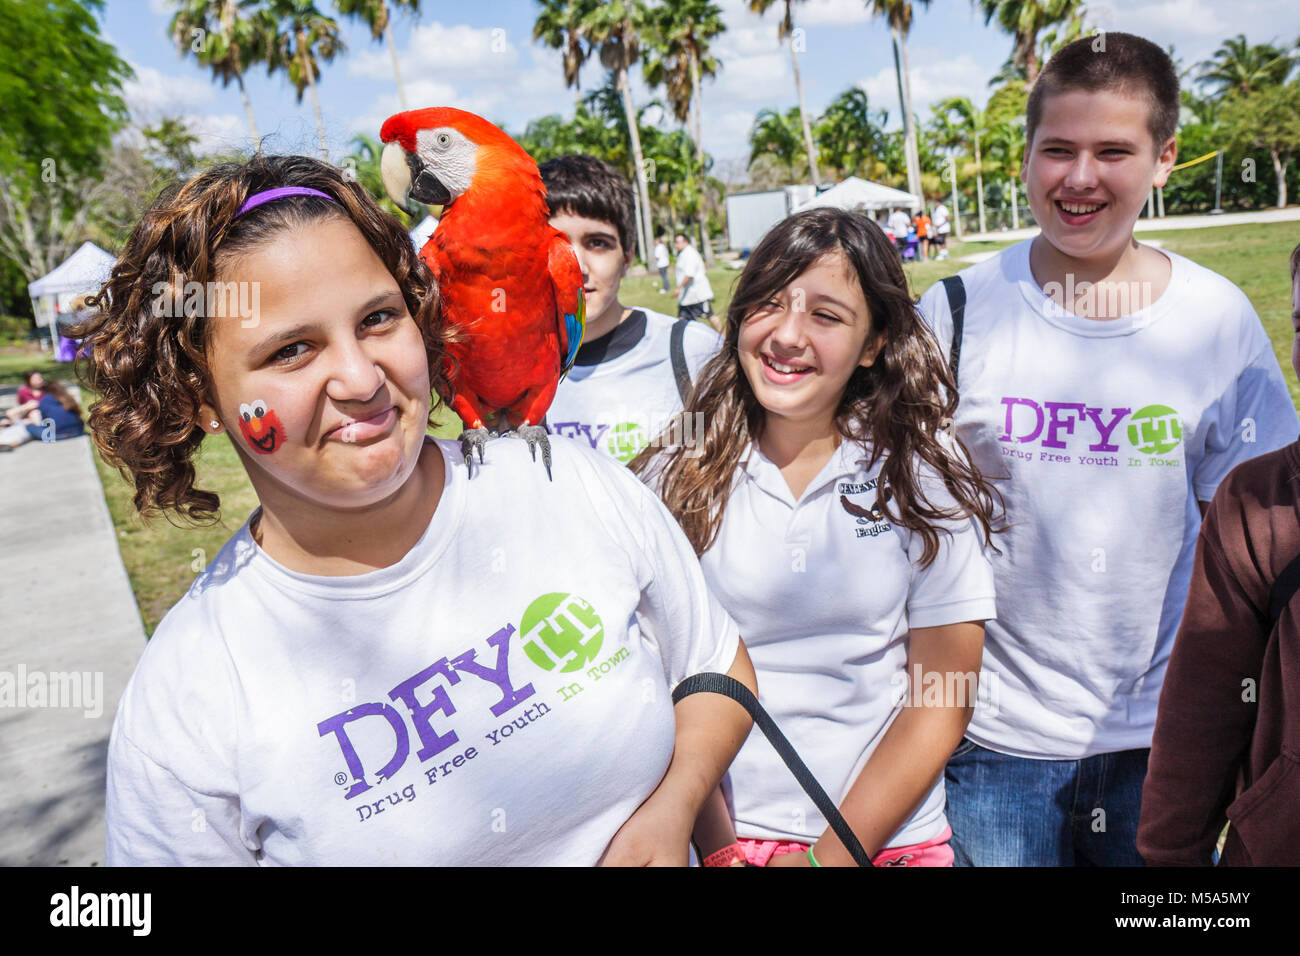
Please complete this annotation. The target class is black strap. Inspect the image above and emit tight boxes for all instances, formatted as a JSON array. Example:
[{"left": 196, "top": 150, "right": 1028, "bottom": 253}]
[
  {"left": 670, "top": 318, "right": 693, "bottom": 405},
  {"left": 1267, "top": 551, "right": 1300, "bottom": 629},
  {"left": 674, "top": 672, "right": 874, "bottom": 867},
  {"left": 940, "top": 275, "right": 966, "bottom": 387}
]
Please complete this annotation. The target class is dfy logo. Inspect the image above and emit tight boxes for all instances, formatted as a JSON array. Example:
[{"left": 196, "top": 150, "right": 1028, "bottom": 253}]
[{"left": 998, "top": 398, "right": 1183, "bottom": 456}]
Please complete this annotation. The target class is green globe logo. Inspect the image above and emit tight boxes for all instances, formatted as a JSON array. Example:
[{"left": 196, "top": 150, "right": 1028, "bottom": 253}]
[
  {"left": 606, "top": 421, "right": 648, "bottom": 463},
  {"left": 1127, "top": 404, "right": 1183, "bottom": 455},
  {"left": 520, "top": 593, "right": 605, "bottom": 673}
]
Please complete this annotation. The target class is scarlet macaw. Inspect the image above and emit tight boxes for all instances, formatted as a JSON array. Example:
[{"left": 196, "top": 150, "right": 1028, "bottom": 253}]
[{"left": 379, "top": 107, "right": 584, "bottom": 477}]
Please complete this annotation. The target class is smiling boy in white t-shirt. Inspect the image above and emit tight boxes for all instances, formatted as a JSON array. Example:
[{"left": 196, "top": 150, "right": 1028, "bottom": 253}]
[{"left": 917, "top": 32, "right": 1299, "bottom": 867}]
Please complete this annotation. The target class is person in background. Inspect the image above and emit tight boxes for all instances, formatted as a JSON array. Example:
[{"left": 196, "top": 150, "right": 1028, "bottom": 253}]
[
  {"left": 674, "top": 232, "right": 719, "bottom": 333},
  {"left": 914, "top": 209, "right": 932, "bottom": 262},
  {"left": 931, "top": 201, "right": 951, "bottom": 260},
  {"left": 0, "top": 380, "right": 84, "bottom": 450},
  {"left": 887, "top": 208, "right": 912, "bottom": 254},
  {"left": 654, "top": 234, "right": 671, "bottom": 294}
]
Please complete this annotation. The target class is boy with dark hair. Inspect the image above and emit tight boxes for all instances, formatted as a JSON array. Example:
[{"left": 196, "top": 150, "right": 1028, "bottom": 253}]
[
  {"left": 540, "top": 155, "right": 722, "bottom": 464},
  {"left": 1138, "top": 244, "right": 1300, "bottom": 867},
  {"left": 917, "top": 32, "right": 1298, "bottom": 866}
]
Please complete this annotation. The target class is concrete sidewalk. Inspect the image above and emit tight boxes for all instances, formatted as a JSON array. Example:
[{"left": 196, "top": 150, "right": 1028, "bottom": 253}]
[{"left": 0, "top": 398, "right": 146, "bottom": 865}]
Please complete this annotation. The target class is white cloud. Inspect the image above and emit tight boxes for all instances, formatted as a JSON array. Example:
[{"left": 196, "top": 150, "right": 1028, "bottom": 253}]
[
  {"left": 858, "top": 53, "right": 991, "bottom": 126},
  {"left": 1100, "top": 0, "right": 1233, "bottom": 39},
  {"left": 123, "top": 64, "right": 216, "bottom": 115},
  {"left": 347, "top": 21, "right": 521, "bottom": 82},
  {"left": 798, "top": 0, "right": 874, "bottom": 28}
]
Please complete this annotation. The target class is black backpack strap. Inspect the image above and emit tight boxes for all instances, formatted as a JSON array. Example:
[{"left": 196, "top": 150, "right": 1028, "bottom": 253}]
[
  {"left": 940, "top": 275, "right": 966, "bottom": 387},
  {"left": 1267, "top": 551, "right": 1300, "bottom": 629},
  {"left": 673, "top": 672, "right": 873, "bottom": 867},
  {"left": 670, "top": 318, "right": 693, "bottom": 405}
]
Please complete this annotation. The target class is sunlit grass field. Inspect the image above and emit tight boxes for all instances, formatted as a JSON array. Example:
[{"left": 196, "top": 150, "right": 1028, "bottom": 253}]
[{"left": 5, "top": 221, "right": 1296, "bottom": 633}]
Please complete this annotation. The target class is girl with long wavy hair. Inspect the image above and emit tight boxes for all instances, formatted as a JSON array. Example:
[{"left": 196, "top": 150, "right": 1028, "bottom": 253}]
[
  {"left": 80, "top": 153, "right": 754, "bottom": 866},
  {"left": 632, "top": 207, "right": 1001, "bottom": 867}
]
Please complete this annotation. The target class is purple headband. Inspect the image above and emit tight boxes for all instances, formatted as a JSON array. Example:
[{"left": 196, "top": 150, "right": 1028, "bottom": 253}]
[{"left": 234, "top": 186, "right": 337, "bottom": 219}]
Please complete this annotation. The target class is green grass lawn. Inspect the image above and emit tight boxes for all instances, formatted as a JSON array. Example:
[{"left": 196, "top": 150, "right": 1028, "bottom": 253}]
[{"left": 12, "top": 221, "right": 1295, "bottom": 634}]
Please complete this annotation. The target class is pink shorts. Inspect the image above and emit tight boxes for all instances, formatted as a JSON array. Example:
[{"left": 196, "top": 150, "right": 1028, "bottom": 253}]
[{"left": 737, "top": 826, "right": 954, "bottom": 867}]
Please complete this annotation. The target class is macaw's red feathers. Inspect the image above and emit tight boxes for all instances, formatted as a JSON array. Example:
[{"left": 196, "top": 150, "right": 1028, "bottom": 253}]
[{"left": 381, "top": 107, "right": 584, "bottom": 434}]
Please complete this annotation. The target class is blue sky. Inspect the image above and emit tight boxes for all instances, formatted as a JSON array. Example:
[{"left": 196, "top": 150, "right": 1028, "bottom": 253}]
[{"left": 106, "top": 0, "right": 1299, "bottom": 178}]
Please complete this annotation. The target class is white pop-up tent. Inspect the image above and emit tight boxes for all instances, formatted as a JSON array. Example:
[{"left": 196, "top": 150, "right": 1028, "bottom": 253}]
[
  {"left": 795, "top": 176, "right": 922, "bottom": 213},
  {"left": 27, "top": 241, "right": 117, "bottom": 349}
]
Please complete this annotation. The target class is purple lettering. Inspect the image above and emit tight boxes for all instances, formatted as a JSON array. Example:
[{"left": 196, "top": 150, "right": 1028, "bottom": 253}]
[
  {"left": 451, "top": 624, "right": 536, "bottom": 717},
  {"left": 389, "top": 660, "right": 461, "bottom": 762},
  {"left": 1084, "top": 406, "right": 1131, "bottom": 452},
  {"left": 317, "top": 703, "right": 410, "bottom": 800},
  {"left": 579, "top": 423, "right": 609, "bottom": 449},
  {"left": 1042, "top": 402, "right": 1087, "bottom": 449},
  {"left": 999, "top": 397, "right": 1044, "bottom": 444}
]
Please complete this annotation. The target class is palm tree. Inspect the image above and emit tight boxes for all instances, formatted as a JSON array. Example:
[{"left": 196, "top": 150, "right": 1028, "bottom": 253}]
[
  {"left": 336, "top": 0, "right": 422, "bottom": 110},
  {"left": 865, "top": 1, "right": 928, "bottom": 205},
  {"left": 984, "top": 116, "right": 1026, "bottom": 228},
  {"left": 932, "top": 95, "right": 994, "bottom": 233},
  {"left": 749, "top": 107, "right": 804, "bottom": 181},
  {"left": 748, "top": 0, "right": 820, "bottom": 186},
  {"left": 976, "top": 0, "right": 1083, "bottom": 86},
  {"left": 263, "top": 0, "right": 345, "bottom": 161},
  {"left": 1197, "top": 34, "right": 1296, "bottom": 99},
  {"left": 815, "top": 87, "right": 888, "bottom": 179},
  {"left": 580, "top": 1, "right": 656, "bottom": 264},
  {"left": 533, "top": 0, "right": 600, "bottom": 110},
  {"left": 169, "top": 0, "right": 268, "bottom": 146},
  {"left": 643, "top": 0, "right": 725, "bottom": 263}
]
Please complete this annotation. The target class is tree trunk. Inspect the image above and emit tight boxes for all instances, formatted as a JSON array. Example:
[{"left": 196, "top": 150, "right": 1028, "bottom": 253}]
[
  {"left": 790, "top": 38, "right": 820, "bottom": 186},
  {"left": 689, "top": 48, "right": 713, "bottom": 266},
  {"left": 975, "top": 132, "right": 985, "bottom": 234},
  {"left": 893, "top": 25, "right": 922, "bottom": 203},
  {"left": 300, "top": 35, "right": 329, "bottom": 161},
  {"left": 617, "top": 61, "right": 654, "bottom": 264},
  {"left": 235, "top": 71, "right": 261, "bottom": 147},
  {"left": 384, "top": 11, "right": 408, "bottom": 110},
  {"left": 1273, "top": 150, "right": 1287, "bottom": 208},
  {"left": 1024, "top": 40, "right": 1040, "bottom": 86},
  {"left": 1010, "top": 175, "right": 1019, "bottom": 229}
]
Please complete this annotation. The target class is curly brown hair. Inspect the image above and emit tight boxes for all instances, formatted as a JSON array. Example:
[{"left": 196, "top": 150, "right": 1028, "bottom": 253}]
[
  {"left": 631, "top": 207, "right": 1002, "bottom": 567},
  {"left": 73, "top": 154, "right": 450, "bottom": 525}
]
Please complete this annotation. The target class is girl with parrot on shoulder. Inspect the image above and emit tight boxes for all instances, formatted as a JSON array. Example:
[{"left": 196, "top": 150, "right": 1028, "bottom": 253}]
[
  {"left": 633, "top": 207, "right": 1003, "bottom": 867},
  {"left": 78, "top": 153, "right": 756, "bottom": 866}
]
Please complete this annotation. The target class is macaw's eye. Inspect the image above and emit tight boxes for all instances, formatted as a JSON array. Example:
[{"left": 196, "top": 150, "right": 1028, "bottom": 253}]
[{"left": 436, "top": 133, "right": 452, "bottom": 148}]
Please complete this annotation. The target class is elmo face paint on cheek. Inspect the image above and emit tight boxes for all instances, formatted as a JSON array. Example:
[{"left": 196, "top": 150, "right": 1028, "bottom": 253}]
[{"left": 237, "top": 399, "right": 285, "bottom": 455}]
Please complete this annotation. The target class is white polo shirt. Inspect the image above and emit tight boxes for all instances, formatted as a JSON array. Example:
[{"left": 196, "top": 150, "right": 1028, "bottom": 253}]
[{"left": 689, "top": 438, "right": 997, "bottom": 848}]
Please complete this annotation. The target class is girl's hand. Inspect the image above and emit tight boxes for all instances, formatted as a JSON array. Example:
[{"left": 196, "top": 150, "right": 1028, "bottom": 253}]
[{"left": 599, "top": 792, "right": 693, "bottom": 866}]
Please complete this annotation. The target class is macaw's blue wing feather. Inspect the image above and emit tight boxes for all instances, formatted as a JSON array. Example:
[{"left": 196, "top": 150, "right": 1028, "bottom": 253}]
[{"left": 559, "top": 288, "right": 585, "bottom": 381}]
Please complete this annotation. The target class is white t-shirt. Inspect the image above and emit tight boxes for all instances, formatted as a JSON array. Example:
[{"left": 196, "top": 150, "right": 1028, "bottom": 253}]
[
  {"left": 548, "top": 308, "right": 722, "bottom": 463},
  {"left": 932, "top": 204, "right": 950, "bottom": 235},
  {"left": 675, "top": 244, "right": 713, "bottom": 305},
  {"left": 653, "top": 439, "right": 996, "bottom": 848},
  {"left": 106, "top": 436, "right": 740, "bottom": 866},
  {"left": 917, "top": 239, "right": 1299, "bottom": 759},
  {"left": 654, "top": 242, "right": 670, "bottom": 270},
  {"left": 888, "top": 210, "right": 912, "bottom": 240}
]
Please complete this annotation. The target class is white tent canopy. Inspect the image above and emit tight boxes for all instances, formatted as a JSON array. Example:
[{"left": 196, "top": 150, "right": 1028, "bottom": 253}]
[
  {"left": 28, "top": 241, "right": 116, "bottom": 299},
  {"left": 795, "top": 176, "right": 922, "bottom": 213}
]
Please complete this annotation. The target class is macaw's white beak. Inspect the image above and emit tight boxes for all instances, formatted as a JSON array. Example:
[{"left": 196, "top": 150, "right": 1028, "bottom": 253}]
[{"left": 381, "top": 141, "right": 412, "bottom": 210}]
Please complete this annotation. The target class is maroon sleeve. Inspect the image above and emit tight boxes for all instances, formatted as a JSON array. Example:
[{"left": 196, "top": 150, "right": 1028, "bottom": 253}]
[{"left": 1138, "top": 490, "right": 1268, "bottom": 865}]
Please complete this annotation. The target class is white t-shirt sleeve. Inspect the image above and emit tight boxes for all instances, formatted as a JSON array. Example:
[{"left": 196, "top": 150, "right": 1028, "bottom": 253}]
[
  {"left": 630, "top": 476, "right": 741, "bottom": 686},
  {"left": 1191, "top": 312, "right": 1299, "bottom": 502},
  {"left": 903, "top": 470, "right": 997, "bottom": 629},
  {"left": 106, "top": 727, "right": 256, "bottom": 866}
]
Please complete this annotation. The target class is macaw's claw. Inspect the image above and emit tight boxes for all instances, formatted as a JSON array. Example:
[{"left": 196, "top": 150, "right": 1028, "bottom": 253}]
[
  {"left": 514, "top": 424, "right": 553, "bottom": 481},
  {"left": 460, "top": 426, "right": 492, "bottom": 476}
]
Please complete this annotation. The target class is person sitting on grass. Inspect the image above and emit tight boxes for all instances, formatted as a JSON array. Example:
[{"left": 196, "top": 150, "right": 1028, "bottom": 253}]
[{"left": 0, "top": 380, "right": 84, "bottom": 451}]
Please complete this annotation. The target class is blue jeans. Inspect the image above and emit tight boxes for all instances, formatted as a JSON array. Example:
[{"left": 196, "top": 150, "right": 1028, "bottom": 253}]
[{"left": 944, "top": 738, "right": 1149, "bottom": 866}]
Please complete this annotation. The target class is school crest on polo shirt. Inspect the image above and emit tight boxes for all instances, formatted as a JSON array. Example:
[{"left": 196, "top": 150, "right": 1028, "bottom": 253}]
[{"left": 837, "top": 478, "right": 893, "bottom": 538}]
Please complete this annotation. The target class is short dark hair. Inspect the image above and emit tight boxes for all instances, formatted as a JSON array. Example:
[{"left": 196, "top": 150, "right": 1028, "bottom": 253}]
[
  {"left": 1027, "top": 32, "right": 1180, "bottom": 152},
  {"left": 1291, "top": 242, "right": 1300, "bottom": 282},
  {"left": 674, "top": 232, "right": 689, "bottom": 243},
  {"left": 538, "top": 154, "right": 635, "bottom": 256}
]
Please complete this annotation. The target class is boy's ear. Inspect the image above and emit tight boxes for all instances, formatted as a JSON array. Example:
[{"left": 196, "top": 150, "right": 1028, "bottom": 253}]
[{"left": 1152, "top": 136, "right": 1178, "bottom": 189}]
